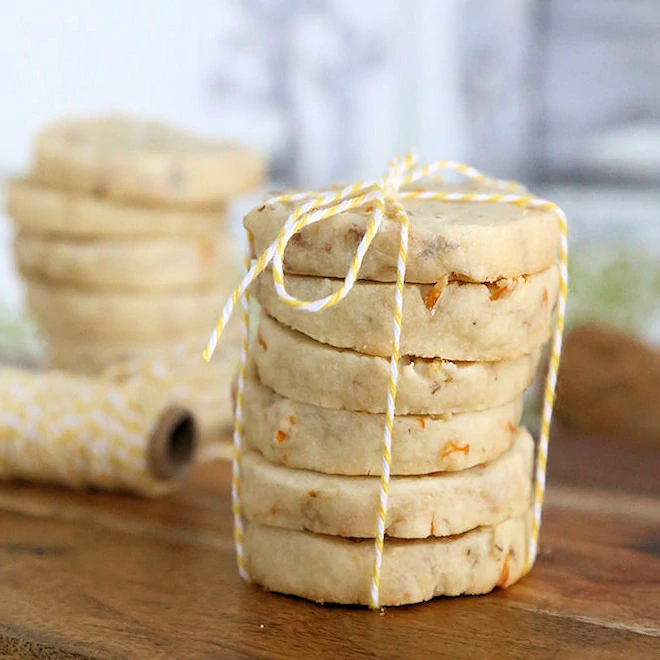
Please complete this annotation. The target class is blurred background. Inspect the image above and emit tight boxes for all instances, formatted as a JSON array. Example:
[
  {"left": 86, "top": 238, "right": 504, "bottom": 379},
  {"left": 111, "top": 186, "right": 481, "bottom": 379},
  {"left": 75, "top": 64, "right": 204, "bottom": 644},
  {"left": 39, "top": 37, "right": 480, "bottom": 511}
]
[{"left": 1, "top": 0, "right": 659, "bottom": 349}]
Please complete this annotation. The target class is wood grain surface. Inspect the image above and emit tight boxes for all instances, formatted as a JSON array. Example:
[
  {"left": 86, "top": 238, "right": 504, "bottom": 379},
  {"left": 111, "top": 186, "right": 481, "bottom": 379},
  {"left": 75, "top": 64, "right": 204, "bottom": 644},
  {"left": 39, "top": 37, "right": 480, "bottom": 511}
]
[{"left": 0, "top": 430, "right": 657, "bottom": 659}]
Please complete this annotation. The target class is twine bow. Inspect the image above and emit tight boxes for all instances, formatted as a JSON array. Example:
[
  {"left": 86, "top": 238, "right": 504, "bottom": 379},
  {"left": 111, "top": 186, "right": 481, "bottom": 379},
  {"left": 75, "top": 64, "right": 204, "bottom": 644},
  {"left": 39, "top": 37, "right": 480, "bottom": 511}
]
[{"left": 203, "top": 154, "right": 568, "bottom": 609}]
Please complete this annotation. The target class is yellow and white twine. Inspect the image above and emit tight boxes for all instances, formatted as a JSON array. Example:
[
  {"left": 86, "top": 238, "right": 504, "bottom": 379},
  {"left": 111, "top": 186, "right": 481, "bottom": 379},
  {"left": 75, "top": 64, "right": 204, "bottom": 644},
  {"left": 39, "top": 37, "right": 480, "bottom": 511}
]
[
  {"left": 230, "top": 244, "right": 253, "bottom": 581},
  {"left": 204, "top": 154, "right": 568, "bottom": 608},
  {"left": 0, "top": 367, "right": 180, "bottom": 497}
]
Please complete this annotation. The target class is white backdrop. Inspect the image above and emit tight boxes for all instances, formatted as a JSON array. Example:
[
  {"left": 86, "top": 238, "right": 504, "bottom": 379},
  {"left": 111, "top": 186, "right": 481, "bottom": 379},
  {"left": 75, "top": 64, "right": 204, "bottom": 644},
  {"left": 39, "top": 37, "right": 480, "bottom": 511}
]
[
  {"left": 0, "top": 0, "right": 470, "bottom": 312},
  {"left": 0, "top": 0, "right": 470, "bottom": 178}
]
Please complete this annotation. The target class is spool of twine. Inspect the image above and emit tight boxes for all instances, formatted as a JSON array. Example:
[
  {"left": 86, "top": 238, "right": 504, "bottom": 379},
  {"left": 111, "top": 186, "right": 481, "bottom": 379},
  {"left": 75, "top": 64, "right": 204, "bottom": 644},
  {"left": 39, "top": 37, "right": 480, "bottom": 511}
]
[{"left": 0, "top": 366, "right": 198, "bottom": 497}]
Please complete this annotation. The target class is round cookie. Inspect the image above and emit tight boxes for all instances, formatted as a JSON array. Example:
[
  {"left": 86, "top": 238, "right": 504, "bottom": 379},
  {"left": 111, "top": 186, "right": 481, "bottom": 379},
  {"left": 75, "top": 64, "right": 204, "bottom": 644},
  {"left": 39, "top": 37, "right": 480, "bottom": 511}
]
[
  {"left": 199, "top": 427, "right": 233, "bottom": 450},
  {"left": 184, "top": 389, "right": 235, "bottom": 439},
  {"left": 245, "top": 180, "right": 559, "bottom": 283},
  {"left": 48, "top": 333, "right": 240, "bottom": 380},
  {"left": 48, "top": 336, "right": 208, "bottom": 376},
  {"left": 254, "top": 265, "right": 558, "bottom": 360},
  {"left": 46, "top": 335, "right": 238, "bottom": 437},
  {"left": 245, "top": 510, "right": 530, "bottom": 605},
  {"left": 6, "top": 178, "right": 225, "bottom": 237},
  {"left": 25, "top": 277, "right": 226, "bottom": 340},
  {"left": 244, "top": 369, "right": 522, "bottom": 475},
  {"left": 254, "top": 313, "right": 541, "bottom": 414},
  {"left": 155, "top": 365, "right": 236, "bottom": 440},
  {"left": 15, "top": 231, "right": 237, "bottom": 290},
  {"left": 33, "top": 115, "right": 265, "bottom": 206},
  {"left": 241, "top": 427, "right": 532, "bottom": 539}
]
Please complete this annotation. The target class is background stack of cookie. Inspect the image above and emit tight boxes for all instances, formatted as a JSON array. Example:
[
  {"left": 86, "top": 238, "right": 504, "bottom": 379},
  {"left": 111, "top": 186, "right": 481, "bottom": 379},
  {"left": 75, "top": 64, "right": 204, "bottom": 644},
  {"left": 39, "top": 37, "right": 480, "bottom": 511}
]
[
  {"left": 239, "top": 183, "right": 560, "bottom": 606},
  {"left": 5, "top": 115, "right": 264, "bottom": 445}
]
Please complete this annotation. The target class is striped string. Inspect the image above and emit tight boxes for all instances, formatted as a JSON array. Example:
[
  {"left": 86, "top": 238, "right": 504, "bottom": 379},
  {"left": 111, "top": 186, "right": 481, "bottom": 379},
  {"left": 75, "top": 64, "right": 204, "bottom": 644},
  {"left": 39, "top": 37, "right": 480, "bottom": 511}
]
[
  {"left": 530, "top": 205, "right": 568, "bottom": 569},
  {"left": 203, "top": 154, "right": 568, "bottom": 608},
  {"left": 229, "top": 243, "right": 252, "bottom": 581},
  {"left": 370, "top": 199, "right": 409, "bottom": 608}
]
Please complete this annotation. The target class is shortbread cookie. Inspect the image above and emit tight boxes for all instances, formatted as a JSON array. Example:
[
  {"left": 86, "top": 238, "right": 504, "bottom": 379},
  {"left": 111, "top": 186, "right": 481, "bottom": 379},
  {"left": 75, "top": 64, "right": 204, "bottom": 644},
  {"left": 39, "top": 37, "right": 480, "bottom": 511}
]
[
  {"left": 6, "top": 178, "right": 225, "bottom": 237},
  {"left": 155, "top": 366, "right": 236, "bottom": 436},
  {"left": 254, "top": 266, "right": 558, "bottom": 359},
  {"left": 254, "top": 313, "right": 540, "bottom": 414},
  {"left": 25, "top": 278, "right": 225, "bottom": 340},
  {"left": 245, "top": 180, "right": 559, "bottom": 283},
  {"left": 244, "top": 370, "right": 522, "bottom": 475},
  {"left": 186, "top": 391, "right": 234, "bottom": 434},
  {"left": 241, "top": 428, "right": 532, "bottom": 539},
  {"left": 48, "top": 333, "right": 239, "bottom": 379},
  {"left": 246, "top": 510, "right": 530, "bottom": 605},
  {"left": 46, "top": 335, "right": 237, "bottom": 433},
  {"left": 15, "top": 231, "right": 236, "bottom": 290},
  {"left": 33, "top": 115, "right": 264, "bottom": 206},
  {"left": 47, "top": 337, "right": 207, "bottom": 376},
  {"left": 199, "top": 428, "right": 233, "bottom": 451}
]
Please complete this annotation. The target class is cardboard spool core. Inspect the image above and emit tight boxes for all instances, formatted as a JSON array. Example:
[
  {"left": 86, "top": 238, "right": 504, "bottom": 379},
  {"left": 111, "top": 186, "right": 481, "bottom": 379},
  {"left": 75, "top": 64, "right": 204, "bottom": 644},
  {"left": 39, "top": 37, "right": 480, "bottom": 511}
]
[{"left": 148, "top": 405, "right": 197, "bottom": 481}]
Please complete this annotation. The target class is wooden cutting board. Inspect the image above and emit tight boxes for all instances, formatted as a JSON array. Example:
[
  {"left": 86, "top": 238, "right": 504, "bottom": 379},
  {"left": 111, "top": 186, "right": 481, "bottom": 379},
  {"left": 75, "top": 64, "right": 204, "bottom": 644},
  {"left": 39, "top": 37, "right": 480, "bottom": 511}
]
[{"left": 0, "top": 430, "right": 657, "bottom": 659}]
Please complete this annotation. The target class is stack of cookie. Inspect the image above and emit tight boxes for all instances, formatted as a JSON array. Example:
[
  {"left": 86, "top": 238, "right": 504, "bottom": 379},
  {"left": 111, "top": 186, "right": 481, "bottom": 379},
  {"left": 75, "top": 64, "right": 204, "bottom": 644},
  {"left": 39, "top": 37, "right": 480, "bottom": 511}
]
[
  {"left": 5, "top": 115, "right": 264, "bottom": 444},
  {"left": 239, "top": 182, "right": 559, "bottom": 606}
]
